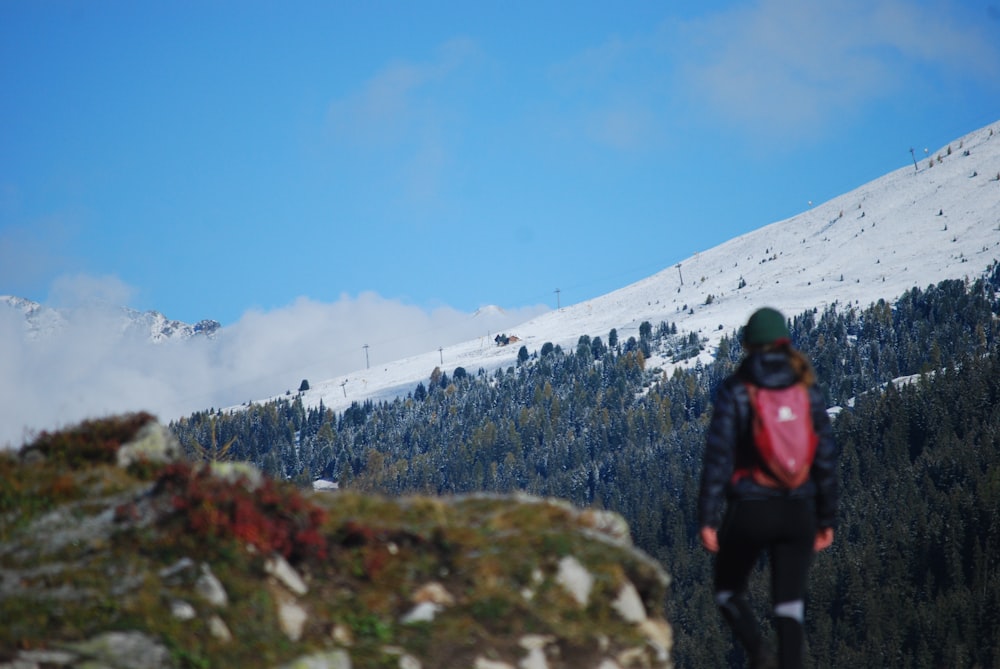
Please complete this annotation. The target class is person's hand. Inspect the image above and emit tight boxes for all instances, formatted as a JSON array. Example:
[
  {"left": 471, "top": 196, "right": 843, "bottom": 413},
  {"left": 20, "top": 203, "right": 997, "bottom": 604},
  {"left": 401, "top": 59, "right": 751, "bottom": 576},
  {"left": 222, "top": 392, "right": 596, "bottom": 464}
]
[
  {"left": 700, "top": 526, "right": 719, "bottom": 553},
  {"left": 814, "top": 527, "right": 834, "bottom": 551}
]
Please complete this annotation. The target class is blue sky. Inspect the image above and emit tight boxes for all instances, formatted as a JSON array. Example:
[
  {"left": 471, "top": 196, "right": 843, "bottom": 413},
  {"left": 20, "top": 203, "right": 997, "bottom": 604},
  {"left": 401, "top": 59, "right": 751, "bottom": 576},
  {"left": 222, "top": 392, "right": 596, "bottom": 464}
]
[{"left": 3, "top": 0, "right": 1000, "bottom": 327}]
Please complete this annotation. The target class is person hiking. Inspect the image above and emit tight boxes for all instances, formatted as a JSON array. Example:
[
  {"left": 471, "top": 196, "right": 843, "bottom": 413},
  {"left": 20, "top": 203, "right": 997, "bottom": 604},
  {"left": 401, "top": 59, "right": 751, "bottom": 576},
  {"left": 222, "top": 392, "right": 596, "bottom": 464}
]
[{"left": 698, "top": 307, "right": 839, "bottom": 668}]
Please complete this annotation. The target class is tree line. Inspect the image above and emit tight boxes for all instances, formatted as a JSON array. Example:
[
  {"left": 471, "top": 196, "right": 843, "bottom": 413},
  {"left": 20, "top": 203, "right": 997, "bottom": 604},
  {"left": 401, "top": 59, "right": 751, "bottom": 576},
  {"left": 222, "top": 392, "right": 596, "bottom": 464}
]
[{"left": 171, "top": 262, "right": 1000, "bottom": 667}]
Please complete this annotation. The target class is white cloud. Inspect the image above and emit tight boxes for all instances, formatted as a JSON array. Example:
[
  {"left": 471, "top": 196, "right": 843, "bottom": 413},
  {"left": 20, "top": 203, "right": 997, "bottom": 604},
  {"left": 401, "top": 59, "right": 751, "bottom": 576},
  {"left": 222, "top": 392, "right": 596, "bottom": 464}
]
[
  {"left": 538, "top": 1, "right": 999, "bottom": 152},
  {"left": 548, "top": 35, "right": 637, "bottom": 93},
  {"left": 0, "top": 283, "right": 547, "bottom": 449},
  {"left": 584, "top": 101, "right": 659, "bottom": 152},
  {"left": 546, "top": 33, "right": 669, "bottom": 152},
  {"left": 0, "top": 216, "right": 78, "bottom": 296},
  {"left": 326, "top": 37, "right": 480, "bottom": 148},
  {"left": 48, "top": 273, "right": 136, "bottom": 309},
  {"left": 670, "top": 0, "right": 1000, "bottom": 138},
  {"left": 324, "top": 37, "right": 480, "bottom": 215}
]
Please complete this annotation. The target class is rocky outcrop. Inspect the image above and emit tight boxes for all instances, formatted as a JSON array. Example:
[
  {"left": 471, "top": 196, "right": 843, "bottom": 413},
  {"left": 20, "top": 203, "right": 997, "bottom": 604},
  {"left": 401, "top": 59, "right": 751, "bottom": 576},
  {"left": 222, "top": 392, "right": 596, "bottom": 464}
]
[{"left": 0, "top": 413, "right": 673, "bottom": 668}]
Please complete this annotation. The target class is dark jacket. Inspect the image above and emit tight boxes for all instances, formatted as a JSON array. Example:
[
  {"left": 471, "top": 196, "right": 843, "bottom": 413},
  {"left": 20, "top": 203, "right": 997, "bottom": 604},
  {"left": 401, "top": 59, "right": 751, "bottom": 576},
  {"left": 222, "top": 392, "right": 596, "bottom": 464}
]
[{"left": 698, "top": 349, "right": 839, "bottom": 530}]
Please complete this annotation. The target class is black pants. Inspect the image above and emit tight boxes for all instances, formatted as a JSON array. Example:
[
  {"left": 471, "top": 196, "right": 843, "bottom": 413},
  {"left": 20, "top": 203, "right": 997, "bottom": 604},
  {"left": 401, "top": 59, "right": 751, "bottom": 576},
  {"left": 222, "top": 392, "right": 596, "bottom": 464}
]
[{"left": 714, "top": 496, "right": 817, "bottom": 668}]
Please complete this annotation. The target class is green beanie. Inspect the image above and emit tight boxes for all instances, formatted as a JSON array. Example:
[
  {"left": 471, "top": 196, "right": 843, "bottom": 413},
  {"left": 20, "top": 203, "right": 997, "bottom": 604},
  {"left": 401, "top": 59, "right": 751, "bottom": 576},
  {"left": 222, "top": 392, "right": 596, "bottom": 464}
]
[{"left": 743, "top": 307, "right": 790, "bottom": 346}]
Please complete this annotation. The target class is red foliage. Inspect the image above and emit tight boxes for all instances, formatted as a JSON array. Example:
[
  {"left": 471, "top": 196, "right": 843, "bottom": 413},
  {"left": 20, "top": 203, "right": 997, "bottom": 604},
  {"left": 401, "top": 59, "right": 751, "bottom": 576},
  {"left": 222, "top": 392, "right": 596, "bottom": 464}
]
[
  {"left": 339, "top": 520, "right": 376, "bottom": 546},
  {"left": 25, "top": 412, "right": 157, "bottom": 468},
  {"left": 113, "top": 501, "right": 140, "bottom": 523},
  {"left": 361, "top": 546, "right": 389, "bottom": 580},
  {"left": 332, "top": 520, "right": 430, "bottom": 580},
  {"left": 154, "top": 462, "right": 327, "bottom": 563}
]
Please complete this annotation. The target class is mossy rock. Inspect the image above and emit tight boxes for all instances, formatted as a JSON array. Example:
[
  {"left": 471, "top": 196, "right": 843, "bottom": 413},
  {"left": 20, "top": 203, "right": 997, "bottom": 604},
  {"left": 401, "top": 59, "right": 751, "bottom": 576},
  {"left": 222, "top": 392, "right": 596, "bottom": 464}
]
[{"left": 1, "top": 414, "right": 673, "bottom": 668}]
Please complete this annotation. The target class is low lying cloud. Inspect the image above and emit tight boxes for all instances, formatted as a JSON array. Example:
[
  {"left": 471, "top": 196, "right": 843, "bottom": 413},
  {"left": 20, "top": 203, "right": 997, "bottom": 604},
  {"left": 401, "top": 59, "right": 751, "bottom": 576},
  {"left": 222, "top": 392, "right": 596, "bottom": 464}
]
[{"left": 0, "top": 286, "right": 547, "bottom": 449}]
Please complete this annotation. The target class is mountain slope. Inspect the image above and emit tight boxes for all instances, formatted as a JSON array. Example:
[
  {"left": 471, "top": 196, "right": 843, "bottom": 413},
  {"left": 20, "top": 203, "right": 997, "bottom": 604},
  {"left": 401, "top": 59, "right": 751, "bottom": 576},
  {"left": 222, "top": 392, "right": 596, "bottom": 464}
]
[{"left": 283, "top": 121, "right": 1000, "bottom": 416}]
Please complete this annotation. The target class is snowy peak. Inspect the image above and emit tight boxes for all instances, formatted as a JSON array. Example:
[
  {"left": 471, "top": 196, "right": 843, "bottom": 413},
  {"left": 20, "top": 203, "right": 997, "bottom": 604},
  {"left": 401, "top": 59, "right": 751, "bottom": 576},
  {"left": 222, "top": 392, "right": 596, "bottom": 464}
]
[
  {"left": 1, "top": 296, "right": 221, "bottom": 343},
  {"left": 473, "top": 305, "right": 506, "bottom": 317},
  {"left": 118, "top": 306, "right": 222, "bottom": 343},
  {"left": 1, "top": 295, "right": 68, "bottom": 339}
]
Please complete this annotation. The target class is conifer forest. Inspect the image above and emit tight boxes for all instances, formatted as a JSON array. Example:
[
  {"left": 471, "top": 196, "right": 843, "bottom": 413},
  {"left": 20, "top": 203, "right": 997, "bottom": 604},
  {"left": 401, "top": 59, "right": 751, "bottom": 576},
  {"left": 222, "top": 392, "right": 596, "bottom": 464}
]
[{"left": 171, "top": 263, "right": 1000, "bottom": 668}]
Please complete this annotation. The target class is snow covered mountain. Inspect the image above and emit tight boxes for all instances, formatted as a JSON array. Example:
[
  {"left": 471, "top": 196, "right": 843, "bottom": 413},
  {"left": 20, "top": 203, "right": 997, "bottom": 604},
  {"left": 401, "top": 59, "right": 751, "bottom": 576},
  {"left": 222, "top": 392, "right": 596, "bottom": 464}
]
[
  {"left": 0, "top": 295, "right": 221, "bottom": 343},
  {"left": 275, "top": 121, "right": 1000, "bottom": 416}
]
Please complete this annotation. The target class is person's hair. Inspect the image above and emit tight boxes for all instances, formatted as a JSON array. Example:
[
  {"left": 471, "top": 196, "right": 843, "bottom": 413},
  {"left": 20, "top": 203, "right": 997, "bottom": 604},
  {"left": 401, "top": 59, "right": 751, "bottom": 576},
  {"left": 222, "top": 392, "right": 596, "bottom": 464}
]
[
  {"left": 746, "top": 342, "right": 817, "bottom": 386},
  {"left": 788, "top": 346, "right": 816, "bottom": 386}
]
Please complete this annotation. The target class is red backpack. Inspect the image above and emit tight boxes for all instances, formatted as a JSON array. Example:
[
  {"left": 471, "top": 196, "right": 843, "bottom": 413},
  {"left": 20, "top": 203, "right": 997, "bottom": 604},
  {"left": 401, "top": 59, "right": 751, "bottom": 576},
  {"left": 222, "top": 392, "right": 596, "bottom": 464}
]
[{"left": 743, "top": 383, "right": 819, "bottom": 488}]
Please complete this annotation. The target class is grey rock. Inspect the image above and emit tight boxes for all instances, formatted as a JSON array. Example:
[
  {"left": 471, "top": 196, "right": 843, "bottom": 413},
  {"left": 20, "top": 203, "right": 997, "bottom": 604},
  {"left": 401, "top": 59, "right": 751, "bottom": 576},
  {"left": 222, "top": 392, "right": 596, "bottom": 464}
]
[
  {"left": 64, "top": 631, "right": 174, "bottom": 669},
  {"left": 194, "top": 563, "right": 228, "bottom": 607},
  {"left": 278, "top": 649, "right": 352, "bottom": 669}
]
